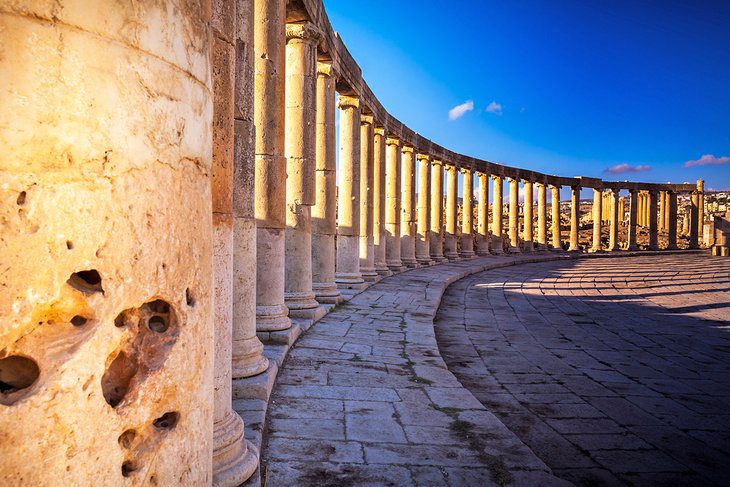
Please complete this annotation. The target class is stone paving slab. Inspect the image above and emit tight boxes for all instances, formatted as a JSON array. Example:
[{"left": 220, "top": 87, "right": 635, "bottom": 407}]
[
  {"left": 259, "top": 252, "right": 610, "bottom": 486},
  {"left": 435, "top": 254, "right": 730, "bottom": 487}
]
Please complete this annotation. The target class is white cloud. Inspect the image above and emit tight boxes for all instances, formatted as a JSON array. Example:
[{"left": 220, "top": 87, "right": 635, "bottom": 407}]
[
  {"left": 604, "top": 163, "right": 651, "bottom": 175},
  {"left": 486, "top": 101, "right": 503, "bottom": 116},
  {"left": 448, "top": 100, "right": 474, "bottom": 121},
  {"left": 684, "top": 154, "right": 730, "bottom": 168}
]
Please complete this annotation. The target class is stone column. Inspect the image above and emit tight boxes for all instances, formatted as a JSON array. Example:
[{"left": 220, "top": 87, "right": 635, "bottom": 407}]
[
  {"left": 400, "top": 145, "right": 419, "bottom": 267},
  {"left": 663, "top": 191, "right": 670, "bottom": 231},
  {"left": 444, "top": 164, "right": 460, "bottom": 260},
  {"left": 569, "top": 185, "right": 581, "bottom": 252},
  {"left": 311, "top": 63, "right": 342, "bottom": 303},
  {"left": 698, "top": 179, "right": 705, "bottom": 245},
  {"left": 335, "top": 95, "right": 364, "bottom": 289},
  {"left": 536, "top": 182, "right": 548, "bottom": 250},
  {"left": 681, "top": 208, "right": 690, "bottom": 236},
  {"left": 284, "top": 22, "right": 324, "bottom": 320},
  {"left": 667, "top": 191, "right": 678, "bottom": 250},
  {"left": 476, "top": 173, "right": 491, "bottom": 255},
  {"left": 359, "top": 115, "right": 379, "bottom": 280},
  {"left": 214, "top": 2, "right": 258, "bottom": 484},
  {"left": 507, "top": 177, "right": 521, "bottom": 253},
  {"left": 233, "top": 0, "right": 268, "bottom": 379},
  {"left": 608, "top": 190, "right": 620, "bottom": 251},
  {"left": 385, "top": 136, "right": 403, "bottom": 271},
  {"left": 659, "top": 191, "right": 666, "bottom": 231},
  {"left": 690, "top": 189, "right": 700, "bottom": 249},
  {"left": 429, "top": 160, "right": 446, "bottom": 262},
  {"left": 254, "top": 0, "right": 290, "bottom": 333},
  {"left": 648, "top": 190, "right": 659, "bottom": 250},
  {"left": 550, "top": 185, "right": 562, "bottom": 250},
  {"left": 416, "top": 153, "right": 433, "bottom": 265},
  {"left": 618, "top": 196, "right": 626, "bottom": 224},
  {"left": 523, "top": 179, "right": 534, "bottom": 252},
  {"left": 628, "top": 189, "right": 639, "bottom": 250},
  {"left": 590, "top": 188, "right": 602, "bottom": 252},
  {"left": 492, "top": 175, "right": 504, "bottom": 254},
  {"left": 642, "top": 192, "right": 650, "bottom": 227},
  {"left": 0, "top": 2, "right": 215, "bottom": 483},
  {"left": 460, "top": 168, "right": 475, "bottom": 257},
  {"left": 373, "top": 127, "right": 392, "bottom": 276}
]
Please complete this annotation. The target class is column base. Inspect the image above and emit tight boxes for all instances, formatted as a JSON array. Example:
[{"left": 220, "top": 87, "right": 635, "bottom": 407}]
[
  {"left": 589, "top": 247, "right": 604, "bottom": 253},
  {"left": 312, "top": 281, "right": 343, "bottom": 304},
  {"left": 430, "top": 254, "right": 447, "bottom": 263},
  {"left": 648, "top": 245, "right": 660, "bottom": 251},
  {"left": 445, "top": 252, "right": 460, "bottom": 261},
  {"left": 386, "top": 260, "right": 404, "bottom": 272},
  {"left": 401, "top": 258, "right": 420, "bottom": 268},
  {"left": 475, "top": 250, "right": 490, "bottom": 256},
  {"left": 213, "top": 410, "right": 258, "bottom": 487},
  {"left": 335, "top": 272, "right": 366, "bottom": 290},
  {"left": 626, "top": 244, "right": 639, "bottom": 251},
  {"left": 508, "top": 246, "right": 521, "bottom": 254},
  {"left": 416, "top": 257, "right": 434, "bottom": 266},
  {"left": 460, "top": 250, "right": 475, "bottom": 258},
  {"left": 285, "top": 291, "right": 323, "bottom": 319},
  {"left": 375, "top": 264, "right": 393, "bottom": 277},
  {"left": 607, "top": 245, "right": 620, "bottom": 252},
  {"left": 256, "top": 303, "right": 291, "bottom": 332},
  {"left": 523, "top": 242, "right": 534, "bottom": 252},
  {"left": 360, "top": 266, "right": 380, "bottom": 282},
  {"left": 537, "top": 243, "right": 549, "bottom": 251},
  {"left": 666, "top": 244, "right": 678, "bottom": 250},
  {"left": 232, "top": 336, "right": 269, "bottom": 379}
]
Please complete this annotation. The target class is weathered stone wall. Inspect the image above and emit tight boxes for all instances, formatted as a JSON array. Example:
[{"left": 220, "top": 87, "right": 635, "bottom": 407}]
[{"left": 0, "top": 1, "right": 214, "bottom": 484}]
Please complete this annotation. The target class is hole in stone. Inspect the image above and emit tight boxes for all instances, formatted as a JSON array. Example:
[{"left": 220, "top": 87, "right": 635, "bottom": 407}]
[
  {"left": 16, "top": 191, "right": 26, "bottom": 205},
  {"left": 185, "top": 288, "right": 195, "bottom": 307},
  {"left": 121, "top": 461, "right": 138, "bottom": 477},
  {"left": 152, "top": 411, "right": 179, "bottom": 430},
  {"left": 147, "top": 316, "right": 168, "bottom": 333},
  {"left": 147, "top": 300, "right": 170, "bottom": 314},
  {"left": 66, "top": 240, "right": 74, "bottom": 250},
  {"left": 118, "top": 429, "right": 136, "bottom": 449},
  {"left": 101, "top": 351, "right": 137, "bottom": 408},
  {"left": 70, "top": 315, "right": 88, "bottom": 327},
  {"left": 114, "top": 309, "right": 135, "bottom": 329},
  {"left": 67, "top": 270, "right": 103, "bottom": 294},
  {"left": 0, "top": 355, "right": 40, "bottom": 405}
]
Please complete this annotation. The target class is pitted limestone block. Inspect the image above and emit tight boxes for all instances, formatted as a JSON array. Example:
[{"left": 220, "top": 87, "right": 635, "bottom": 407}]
[{"left": 0, "top": 1, "right": 213, "bottom": 485}]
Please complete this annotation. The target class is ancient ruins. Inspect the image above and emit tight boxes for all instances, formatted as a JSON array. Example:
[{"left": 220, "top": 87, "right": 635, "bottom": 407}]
[{"left": 1, "top": 0, "right": 728, "bottom": 486}]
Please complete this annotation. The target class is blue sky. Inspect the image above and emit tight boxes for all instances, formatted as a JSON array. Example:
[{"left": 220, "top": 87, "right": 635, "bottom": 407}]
[{"left": 327, "top": 0, "right": 730, "bottom": 194}]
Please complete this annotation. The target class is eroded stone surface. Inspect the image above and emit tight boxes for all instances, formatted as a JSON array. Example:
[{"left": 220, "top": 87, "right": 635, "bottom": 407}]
[{"left": 435, "top": 254, "right": 730, "bottom": 486}]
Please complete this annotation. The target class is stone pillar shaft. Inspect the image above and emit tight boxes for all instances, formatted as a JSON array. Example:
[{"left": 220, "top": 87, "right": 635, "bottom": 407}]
[
  {"left": 359, "top": 116, "right": 378, "bottom": 280},
  {"left": 508, "top": 177, "right": 520, "bottom": 252},
  {"left": 608, "top": 190, "right": 620, "bottom": 251},
  {"left": 690, "top": 190, "right": 700, "bottom": 249},
  {"left": 628, "top": 189, "right": 639, "bottom": 250},
  {"left": 591, "top": 188, "right": 602, "bottom": 252},
  {"left": 416, "top": 154, "right": 433, "bottom": 264},
  {"left": 523, "top": 180, "right": 534, "bottom": 252},
  {"left": 667, "top": 191, "right": 678, "bottom": 250},
  {"left": 648, "top": 190, "right": 659, "bottom": 250},
  {"left": 429, "top": 161, "right": 445, "bottom": 261},
  {"left": 215, "top": 1, "right": 258, "bottom": 483},
  {"left": 461, "top": 168, "right": 475, "bottom": 257},
  {"left": 492, "top": 176, "right": 504, "bottom": 253},
  {"left": 373, "top": 128, "right": 391, "bottom": 275},
  {"left": 385, "top": 137, "right": 403, "bottom": 271},
  {"left": 254, "top": 0, "right": 290, "bottom": 333},
  {"left": 536, "top": 183, "right": 547, "bottom": 250},
  {"left": 335, "top": 96, "right": 364, "bottom": 288},
  {"left": 232, "top": 0, "right": 268, "bottom": 379},
  {"left": 400, "top": 146, "right": 418, "bottom": 267},
  {"left": 312, "top": 63, "right": 342, "bottom": 303},
  {"left": 697, "top": 179, "right": 705, "bottom": 246},
  {"left": 569, "top": 186, "right": 581, "bottom": 251},
  {"left": 284, "top": 22, "right": 322, "bottom": 319},
  {"left": 444, "top": 165, "right": 459, "bottom": 260},
  {"left": 550, "top": 185, "right": 562, "bottom": 250},
  {"left": 476, "top": 173, "right": 490, "bottom": 254}
]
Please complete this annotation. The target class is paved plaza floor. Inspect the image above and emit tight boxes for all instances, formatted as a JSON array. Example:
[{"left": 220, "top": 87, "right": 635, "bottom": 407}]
[
  {"left": 436, "top": 255, "right": 730, "bottom": 486},
  {"left": 260, "top": 253, "right": 730, "bottom": 486}
]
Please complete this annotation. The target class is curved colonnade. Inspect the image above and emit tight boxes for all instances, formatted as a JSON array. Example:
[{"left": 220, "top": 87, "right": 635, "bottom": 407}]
[{"left": 0, "top": 0, "right": 708, "bottom": 485}]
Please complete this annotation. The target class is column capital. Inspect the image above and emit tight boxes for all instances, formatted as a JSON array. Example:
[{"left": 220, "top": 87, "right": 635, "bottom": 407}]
[
  {"left": 401, "top": 145, "right": 415, "bottom": 154},
  {"left": 697, "top": 179, "right": 704, "bottom": 192},
  {"left": 491, "top": 174, "right": 502, "bottom": 181},
  {"left": 374, "top": 127, "right": 386, "bottom": 137},
  {"left": 459, "top": 167, "right": 472, "bottom": 174},
  {"left": 317, "top": 61, "right": 336, "bottom": 78},
  {"left": 548, "top": 183, "right": 560, "bottom": 190},
  {"left": 360, "top": 114, "right": 374, "bottom": 126},
  {"left": 385, "top": 136, "right": 400, "bottom": 147},
  {"left": 535, "top": 181, "right": 546, "bottom": 188},
  {"left": 286, "top": 22, "right": 322, "bottom": 43},
  {"left": 521, "top": 178, "right": 533, "bottom": 185},
  {"left": 416, "top": 153, "right": 430, "bottom": 162},
  {"left": 506, "top": 176, "right": 518, "bottom": 183},
  {"left": 444, "top": 163, "right": 457, "bottom": 173},
  {"left": 571, "top": 184, "right": 582, "bottom": 191},
  {"left": 432, "top": 159, "right": 443, "bottom": 167},
  {"left": 337, "top": 95, "right": 360, "bottom": 110}
]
